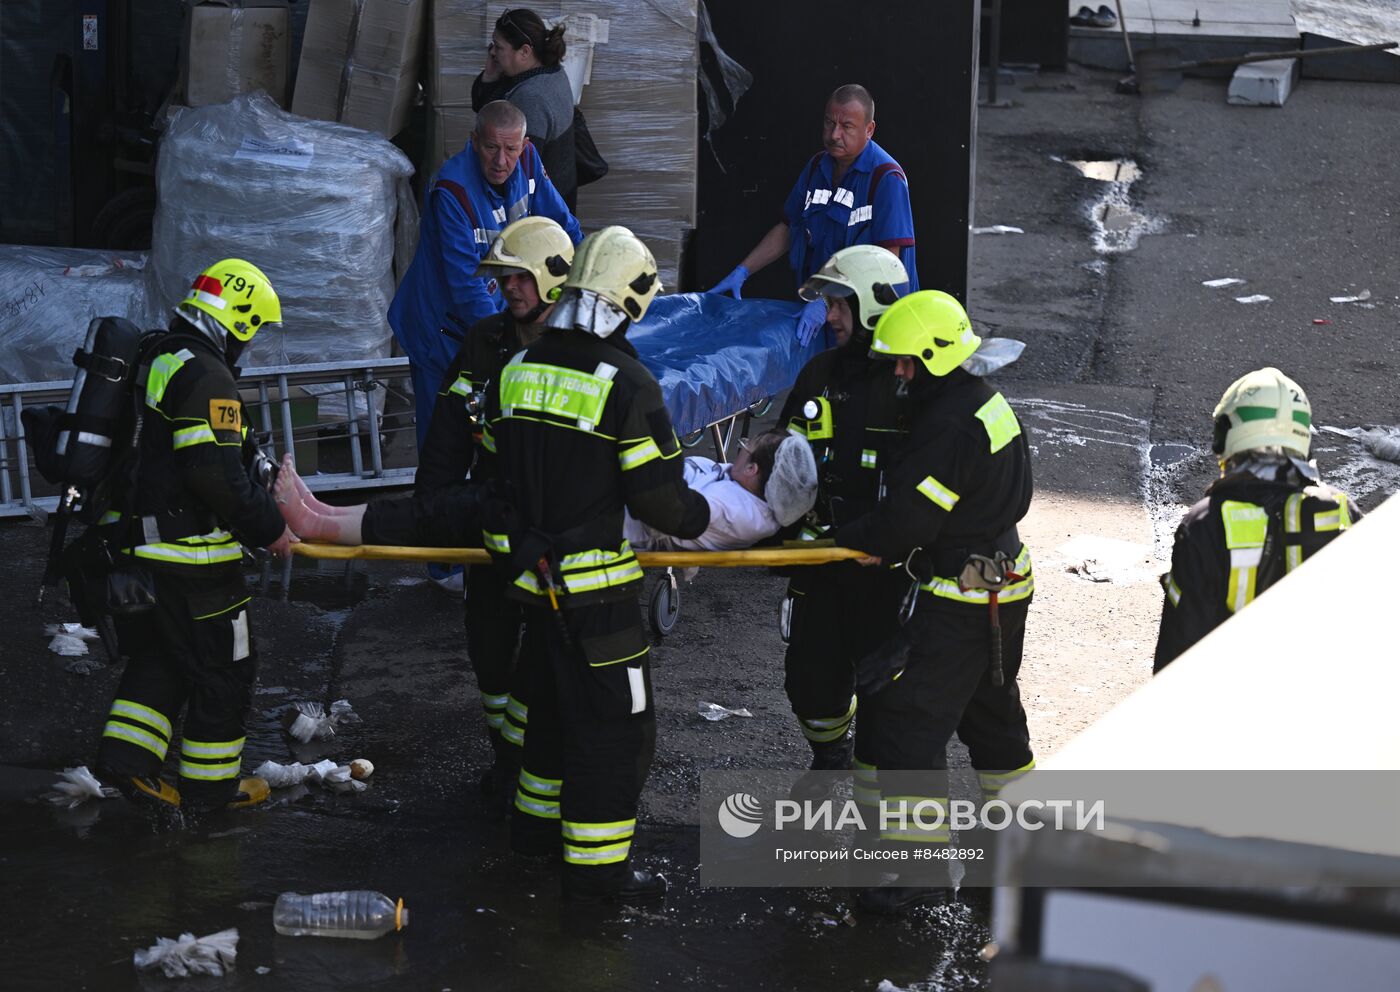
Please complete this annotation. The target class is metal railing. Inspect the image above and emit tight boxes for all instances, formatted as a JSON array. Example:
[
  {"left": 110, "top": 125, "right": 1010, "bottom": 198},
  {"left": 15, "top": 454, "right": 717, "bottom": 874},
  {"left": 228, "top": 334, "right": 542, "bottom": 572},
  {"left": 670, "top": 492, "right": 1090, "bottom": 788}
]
[{"left": 0, "top": 357, "right": 416, "bottom": 518}]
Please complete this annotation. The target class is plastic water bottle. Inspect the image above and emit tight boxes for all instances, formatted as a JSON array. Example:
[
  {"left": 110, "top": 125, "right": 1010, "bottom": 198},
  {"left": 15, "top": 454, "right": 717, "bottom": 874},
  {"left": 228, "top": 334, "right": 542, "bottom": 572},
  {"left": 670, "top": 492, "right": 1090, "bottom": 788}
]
[{"left": 273, "top": 891, "right": 408, "bottom": 940}]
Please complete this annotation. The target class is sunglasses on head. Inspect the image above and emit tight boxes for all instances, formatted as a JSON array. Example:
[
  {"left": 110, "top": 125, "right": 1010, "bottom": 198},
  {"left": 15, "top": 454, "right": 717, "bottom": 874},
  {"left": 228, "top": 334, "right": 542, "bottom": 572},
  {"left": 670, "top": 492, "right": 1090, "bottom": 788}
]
[{"left": 498, "top": 8, "right": 533, "bottom": 48}]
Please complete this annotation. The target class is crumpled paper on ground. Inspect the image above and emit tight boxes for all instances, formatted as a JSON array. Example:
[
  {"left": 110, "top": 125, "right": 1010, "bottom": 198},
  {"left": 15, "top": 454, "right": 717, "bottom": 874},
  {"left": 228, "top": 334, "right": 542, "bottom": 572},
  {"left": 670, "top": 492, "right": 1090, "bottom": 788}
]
[
  {"left": 133, "top": 928, "right": 238, "bottom": 978},
  {"left": 252, "top": 758, "right": 366, "bottom": 793},
  {"left": 44, "top": 765, "right": 120, "bottom": 808},
  {"left": 285, "top": 699, "right": 360, "bottom": 743}
]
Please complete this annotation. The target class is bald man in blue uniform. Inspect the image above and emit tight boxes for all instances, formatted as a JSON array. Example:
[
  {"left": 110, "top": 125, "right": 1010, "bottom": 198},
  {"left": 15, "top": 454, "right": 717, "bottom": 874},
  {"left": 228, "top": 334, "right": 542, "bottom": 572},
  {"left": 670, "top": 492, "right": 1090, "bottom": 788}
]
[{"left": 709, "top": 84, "right": 918, "bottom": 344}]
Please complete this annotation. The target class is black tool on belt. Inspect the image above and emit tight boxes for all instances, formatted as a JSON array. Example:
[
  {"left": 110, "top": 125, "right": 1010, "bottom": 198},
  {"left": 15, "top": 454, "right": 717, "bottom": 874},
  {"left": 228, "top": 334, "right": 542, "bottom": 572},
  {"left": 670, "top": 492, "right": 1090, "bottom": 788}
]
[{"left": 956, "top": 551, "right": 1024, "bottom": 687}]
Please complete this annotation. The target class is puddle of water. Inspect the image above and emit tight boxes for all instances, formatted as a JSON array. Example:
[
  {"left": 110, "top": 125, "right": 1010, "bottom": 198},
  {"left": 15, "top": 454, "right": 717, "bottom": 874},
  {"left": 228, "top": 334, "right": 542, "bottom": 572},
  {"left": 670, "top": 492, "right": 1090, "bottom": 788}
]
[
  {"left": 1149, "top": 443, "right": 1196, "bottom": 469},
  {"left": 1063, "top": 158, "right": 1142, "bottom": 183},
  {"left": 1053, "top": 155, "right": 1163, "bottom": 254}
]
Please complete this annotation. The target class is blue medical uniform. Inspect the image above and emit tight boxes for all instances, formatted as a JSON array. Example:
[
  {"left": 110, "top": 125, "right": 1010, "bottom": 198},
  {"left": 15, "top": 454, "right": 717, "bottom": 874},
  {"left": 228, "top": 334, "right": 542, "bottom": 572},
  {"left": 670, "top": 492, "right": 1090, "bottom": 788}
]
[
  {"left": 782, "top": 139, "right": 918, "bottom": 292},
  {"left": 389, "top": 140, "right": 583, "bottom": 446}
]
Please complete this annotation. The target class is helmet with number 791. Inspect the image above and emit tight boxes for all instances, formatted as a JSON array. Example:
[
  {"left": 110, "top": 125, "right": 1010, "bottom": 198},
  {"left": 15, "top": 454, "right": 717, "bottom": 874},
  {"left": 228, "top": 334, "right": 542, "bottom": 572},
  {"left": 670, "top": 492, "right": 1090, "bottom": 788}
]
[
  {"left": 869, "top": 290, "right": 980, "bottom": 377},
  {"left": 177, "top": 259, "right": 282, "bottom": 342}
]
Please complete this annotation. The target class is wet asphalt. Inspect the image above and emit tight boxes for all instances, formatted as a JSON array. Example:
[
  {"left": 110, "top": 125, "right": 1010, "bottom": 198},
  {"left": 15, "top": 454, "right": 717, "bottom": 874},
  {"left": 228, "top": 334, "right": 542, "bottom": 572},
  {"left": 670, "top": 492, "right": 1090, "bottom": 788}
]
[{"left": 0, "top": 526, "right": 990, "bottom": 992}]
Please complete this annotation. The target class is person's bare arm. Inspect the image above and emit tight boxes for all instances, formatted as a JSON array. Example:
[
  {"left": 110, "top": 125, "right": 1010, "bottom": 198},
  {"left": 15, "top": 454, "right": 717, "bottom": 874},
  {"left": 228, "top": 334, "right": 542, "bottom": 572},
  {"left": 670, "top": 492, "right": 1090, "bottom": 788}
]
[{"left": 739, "top": 221, "right": 792, "bottom": 276}]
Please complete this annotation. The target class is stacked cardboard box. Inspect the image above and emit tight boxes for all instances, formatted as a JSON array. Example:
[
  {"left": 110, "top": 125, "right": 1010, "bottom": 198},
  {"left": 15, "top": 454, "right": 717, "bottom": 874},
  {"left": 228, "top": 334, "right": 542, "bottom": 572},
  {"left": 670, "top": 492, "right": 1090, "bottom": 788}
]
[
  {"left": 423, "top": 0, "right": 486, "bottom": 178},
  {"left": 182, "top": 0, "right": 291, "bottom": 107},
  {"left": 292, "top": 0, "right": 426, "bottom": 138},
  {"left": 425, "top": 0, "right": 698, "bottom": 288},
  {"left": 573, "top": 0, "right": 697, "bottom": 291}
]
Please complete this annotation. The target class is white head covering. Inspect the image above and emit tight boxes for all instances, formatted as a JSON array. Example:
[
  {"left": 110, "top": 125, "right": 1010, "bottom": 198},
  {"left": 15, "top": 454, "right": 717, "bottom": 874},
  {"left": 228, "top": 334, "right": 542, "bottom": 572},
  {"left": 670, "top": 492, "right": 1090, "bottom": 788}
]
[{"left": 764, "top": 435, "right": 819, "bottom": 526}]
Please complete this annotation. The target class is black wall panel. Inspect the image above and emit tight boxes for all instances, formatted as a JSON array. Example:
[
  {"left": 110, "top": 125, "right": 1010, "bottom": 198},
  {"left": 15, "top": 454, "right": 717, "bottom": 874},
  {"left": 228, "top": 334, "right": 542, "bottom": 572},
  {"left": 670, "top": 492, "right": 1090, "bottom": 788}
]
[{"left": 695, "top": 0, "right": 979, "bottom": 303}]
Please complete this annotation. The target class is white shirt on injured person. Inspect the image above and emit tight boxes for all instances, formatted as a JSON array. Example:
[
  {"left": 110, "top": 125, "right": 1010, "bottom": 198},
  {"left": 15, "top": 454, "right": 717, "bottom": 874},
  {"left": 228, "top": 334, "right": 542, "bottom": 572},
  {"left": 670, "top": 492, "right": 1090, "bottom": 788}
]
[{"left": 624, "top": 456, "right": 779, "bottom": 552}]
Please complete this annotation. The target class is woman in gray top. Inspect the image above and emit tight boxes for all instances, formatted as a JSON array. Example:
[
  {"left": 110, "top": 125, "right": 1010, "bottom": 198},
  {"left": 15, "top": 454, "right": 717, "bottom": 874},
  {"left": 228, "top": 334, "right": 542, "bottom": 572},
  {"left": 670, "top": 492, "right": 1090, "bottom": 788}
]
[{"left": 474, "top": 8, "right": 578, "bottom": 207}]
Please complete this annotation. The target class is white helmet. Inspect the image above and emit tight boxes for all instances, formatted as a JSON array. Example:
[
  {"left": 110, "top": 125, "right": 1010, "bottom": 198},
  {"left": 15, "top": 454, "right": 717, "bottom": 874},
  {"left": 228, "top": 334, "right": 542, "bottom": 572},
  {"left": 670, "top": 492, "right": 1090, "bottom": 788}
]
[
  {"left": 1212, "top": 367, "right": 1312, "bottom": 461},
  {"left": 475, "top": 216, "right": 575, "bottom": 302},
  {"left": 799, "top": 245, "right": 909, "bottom": 333},
  {"left": 545, "top": 226, "right": 661, "bottom": 338}
]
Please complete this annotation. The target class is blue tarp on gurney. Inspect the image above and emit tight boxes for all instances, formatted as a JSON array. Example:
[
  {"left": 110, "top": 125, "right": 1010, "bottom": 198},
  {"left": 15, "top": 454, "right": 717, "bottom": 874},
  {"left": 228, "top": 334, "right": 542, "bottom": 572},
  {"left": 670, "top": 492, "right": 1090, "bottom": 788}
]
[{"left": 629, "top": 294, "right": 820, "bottom": 437}]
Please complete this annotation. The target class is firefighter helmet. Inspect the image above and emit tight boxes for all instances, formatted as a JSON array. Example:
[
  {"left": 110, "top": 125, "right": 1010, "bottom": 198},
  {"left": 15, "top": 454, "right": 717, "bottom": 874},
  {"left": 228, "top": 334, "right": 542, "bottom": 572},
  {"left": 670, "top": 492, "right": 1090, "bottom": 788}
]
[
  {"left": 475, "top": 216, "right": 575, "bottom": 301},
  {"left": 177, "top": 259, "right": 281, "bottom": 342},
  {"left": 1212, "top": 367, "right": 1312, "bottom": 460},
  {"left": 869, "top": 290, "right": 980, "bottom": 376},
  {"left": 799, "top": 245, "right": 909, "bottom": 330},
  {"left": 546, "top": 226, "right": 661, "bottom": 338}
]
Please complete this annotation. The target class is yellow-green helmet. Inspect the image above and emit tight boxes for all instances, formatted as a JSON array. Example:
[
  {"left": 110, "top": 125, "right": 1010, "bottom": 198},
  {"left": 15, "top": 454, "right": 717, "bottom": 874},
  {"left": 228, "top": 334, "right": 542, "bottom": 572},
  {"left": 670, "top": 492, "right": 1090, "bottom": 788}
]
[
  {"left": 799, "top": 245, "right": 909, "bottom": 331},
  {"left": 475, "top": 216, "right": 575, "bottom": 301},
  {"left": 1212, "top": 367, "right": 1312, "bottom": 461},
  {"left": 870, "top": 290, "right": 980, "bottom": 377},
  {"left": 178, "top": 259, "right": 282, "bottom": 342}
]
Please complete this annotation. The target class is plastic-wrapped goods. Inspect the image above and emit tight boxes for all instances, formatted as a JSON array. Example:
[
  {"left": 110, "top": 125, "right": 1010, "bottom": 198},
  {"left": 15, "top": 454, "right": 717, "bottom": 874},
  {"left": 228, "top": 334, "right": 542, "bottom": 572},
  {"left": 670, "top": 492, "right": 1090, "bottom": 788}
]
[
  {"left": 0, "top": 248, "right": 153, "bottom": 385},
  {"left": 149, "top": 92, "right": 415, "bottom": 371}
]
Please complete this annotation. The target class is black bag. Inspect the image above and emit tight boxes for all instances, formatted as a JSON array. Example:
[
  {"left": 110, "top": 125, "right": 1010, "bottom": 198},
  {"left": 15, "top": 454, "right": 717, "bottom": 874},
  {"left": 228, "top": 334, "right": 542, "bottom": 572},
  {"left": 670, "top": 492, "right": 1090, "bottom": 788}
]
[{"left": 573, "top": 106, "right": 608, "bottom": 187}]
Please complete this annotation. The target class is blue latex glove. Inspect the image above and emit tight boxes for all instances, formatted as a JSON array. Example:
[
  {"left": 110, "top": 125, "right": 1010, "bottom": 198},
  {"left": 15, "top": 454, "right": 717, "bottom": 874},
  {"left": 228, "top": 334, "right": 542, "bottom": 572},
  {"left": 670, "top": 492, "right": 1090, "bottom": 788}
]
[
  {"left": 795, "top": 298, "right": 828, "bottom": 347},
  {"left": 707, "top": 264, "right": 749, "bottom": 298}
]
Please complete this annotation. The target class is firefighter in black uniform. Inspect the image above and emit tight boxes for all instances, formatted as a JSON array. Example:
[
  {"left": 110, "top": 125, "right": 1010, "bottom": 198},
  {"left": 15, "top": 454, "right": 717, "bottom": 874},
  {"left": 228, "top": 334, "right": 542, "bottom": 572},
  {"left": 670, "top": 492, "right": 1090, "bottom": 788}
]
[
  {"left": 1155, "top": 367, "right": 1358, "bottom": 670},
  {"left": 833, "top": 290, "right": 1036, "bottom": 913},
  {"left": 778, "top": 245, "right": 912, "bottom": 795},
  {"left": 482, "top": 226, "right": 711, "bottom": 902},
  {"left": 95, "top": 259, "right": 295, "bottom": 813},
  {"left": 414, "top": 217, "right": 576, "bottom": 799}
]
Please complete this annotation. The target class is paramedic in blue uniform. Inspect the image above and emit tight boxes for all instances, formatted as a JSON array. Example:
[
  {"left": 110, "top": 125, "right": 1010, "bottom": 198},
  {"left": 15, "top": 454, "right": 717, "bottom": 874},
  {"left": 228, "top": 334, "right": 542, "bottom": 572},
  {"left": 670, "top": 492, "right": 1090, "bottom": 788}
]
[
  {"left": 708, "top": 84, "right": 918, "bottom": 345},
  {"left": 390, "top": 100, "right": 583, "bottom": 447}
]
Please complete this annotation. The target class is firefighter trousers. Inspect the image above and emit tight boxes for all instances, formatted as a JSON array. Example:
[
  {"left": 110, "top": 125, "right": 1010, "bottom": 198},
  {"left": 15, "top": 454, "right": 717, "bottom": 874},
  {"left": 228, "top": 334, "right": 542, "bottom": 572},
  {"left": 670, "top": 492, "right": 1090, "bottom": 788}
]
[
  {"left": 783, "top": 562, "right": 904, "bottom": 748},
  {"left": 509, "top": 598, "right": 655, "bottom": 897},
  {"left": 464, "top": 564, "right": 525, "bottom": 750},
  {"left": 854, "top": 596, "right": 1034, "bottom": 806},
  {"left": 97, "top": 567, "right": 256, "bottom": 808}
]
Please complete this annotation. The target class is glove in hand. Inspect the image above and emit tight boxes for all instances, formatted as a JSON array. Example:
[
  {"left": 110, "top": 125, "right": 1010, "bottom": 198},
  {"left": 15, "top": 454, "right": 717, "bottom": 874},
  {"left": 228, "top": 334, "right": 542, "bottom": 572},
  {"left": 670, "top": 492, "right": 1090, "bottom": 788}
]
[
  {"left": 707, "top": 264, "right": 749, "bottom": 298},
  {"left": 796, "top": 298, "right": 828, "bottom": 347}
]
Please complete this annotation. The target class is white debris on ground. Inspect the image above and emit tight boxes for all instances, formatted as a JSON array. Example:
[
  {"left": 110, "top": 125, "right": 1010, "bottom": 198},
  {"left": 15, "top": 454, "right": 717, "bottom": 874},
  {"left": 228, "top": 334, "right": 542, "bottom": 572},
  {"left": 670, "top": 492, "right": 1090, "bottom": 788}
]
[
  {"left": 253, "top": 757, "right": 371, "bottom": 792},
  {"left": 1330, "top": 289, "right": 1373, "bottom": 305},
  {"left": 1235, "top": 294, "right": 1271, "bottom": 304},
  {"left": 971, "top": 225, "right": 1024, "bottom": 235},
  {"left": 43, "top": 766, "right": 120, "bottom": 808},
  {"left": 1202, "top": 277, "right": 1245, "bottom": 288},
  {"left": 1315, "top": 427, "right": 1400, "bottom": 507},
  {"left": 1057, "top": 534, "right": 1158, "bottom": 585},
  {"left": 133, "top": 928, "right": 239, "bottom": 978},
  {"left": 285, "top": 699, "right": 360, "bottom": 743},
  {"left": 46, "top": 622, "right": 98, "bottom": 658},
  {"left": 698, "top": 701, "right": 754, "bottom": 721}
]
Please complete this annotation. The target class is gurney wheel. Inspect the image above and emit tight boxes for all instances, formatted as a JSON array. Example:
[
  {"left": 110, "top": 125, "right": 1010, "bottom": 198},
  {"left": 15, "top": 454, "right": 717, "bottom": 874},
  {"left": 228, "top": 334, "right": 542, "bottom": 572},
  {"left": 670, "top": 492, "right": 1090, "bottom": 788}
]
[
  {"left": 680, "top": 429, "right": 706, "bottom": 449},
  {"left": 649, "top": 575, "right": 681, "bottom": 638}
]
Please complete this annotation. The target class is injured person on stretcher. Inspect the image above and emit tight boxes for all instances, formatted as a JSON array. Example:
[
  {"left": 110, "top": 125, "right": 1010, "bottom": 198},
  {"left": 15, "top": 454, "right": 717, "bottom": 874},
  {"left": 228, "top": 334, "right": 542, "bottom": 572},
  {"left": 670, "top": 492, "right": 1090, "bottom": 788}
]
[{"left": 273, "top": 429, "right": 818, "bottom": 553}]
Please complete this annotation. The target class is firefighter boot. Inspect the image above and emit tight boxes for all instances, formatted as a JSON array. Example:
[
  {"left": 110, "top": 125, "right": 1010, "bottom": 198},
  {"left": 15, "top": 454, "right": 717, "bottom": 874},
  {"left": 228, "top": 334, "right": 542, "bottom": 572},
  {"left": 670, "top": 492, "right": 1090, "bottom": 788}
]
[
  {"left": 789, "top": 735, "right": 854, "bottom": 802},
  {"left": 228, "top": 776, "right": 270, "bottom": 809},
  {"left": 857, "top": 881, "right": 952, "bottom": 915},
  {"left": 125, "top": 775, "right": 182, "bottom": 809},
  {"left": 565, "top": 869, "right": 668, "bottom": 905},
  {"left": 480, "top": 731, "right": 523, "bottom": 818}
]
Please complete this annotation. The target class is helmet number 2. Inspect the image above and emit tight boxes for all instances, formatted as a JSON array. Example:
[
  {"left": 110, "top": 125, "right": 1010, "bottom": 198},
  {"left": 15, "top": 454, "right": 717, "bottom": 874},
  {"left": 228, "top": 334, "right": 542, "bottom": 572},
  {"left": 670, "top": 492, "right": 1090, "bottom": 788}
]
[{"left": 223, "top": 274, "right": 256, "bottom": 299}]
